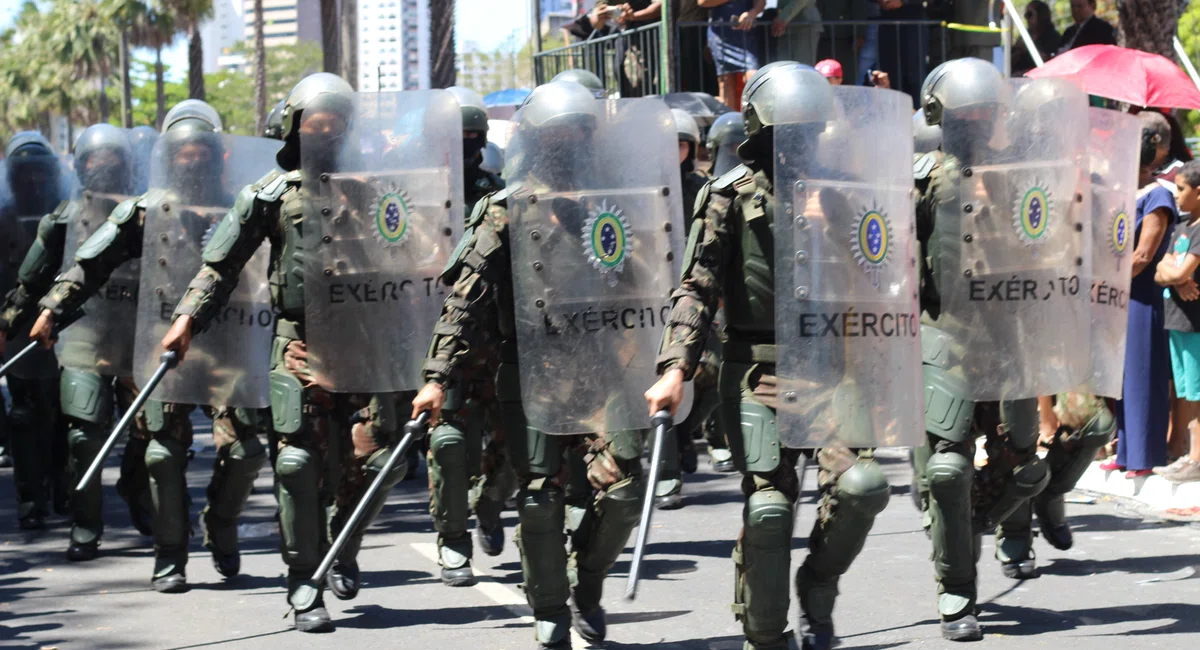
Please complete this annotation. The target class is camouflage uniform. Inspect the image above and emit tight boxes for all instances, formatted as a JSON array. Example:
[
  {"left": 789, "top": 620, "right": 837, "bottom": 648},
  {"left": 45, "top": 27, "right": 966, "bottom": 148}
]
[
  {"left": 657, "top": 161, "right": 889, "bottom": 650},
  {"left": 0, "top": 133, "right": 70, "bottom": 529},
  {"left": 1, "top": 196, "right": 156, "bottom": 545},
  {"left": 39, "top": 190, "right": 268, "bottom": 578},
  {"left": 172, "top": 163, "right": 402, "bottom": 618},
  {"left": 424, "top": 148, "right": 516, "bottom": 584},
  {"left": 425, "top": 187, "right": 646, "bottom": 646}
]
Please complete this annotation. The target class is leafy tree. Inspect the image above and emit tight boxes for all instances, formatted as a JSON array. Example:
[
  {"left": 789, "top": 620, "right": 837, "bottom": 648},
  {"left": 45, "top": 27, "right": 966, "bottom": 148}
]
[{"left": 205, "top": 40, "right": 323, "bottom": 135}]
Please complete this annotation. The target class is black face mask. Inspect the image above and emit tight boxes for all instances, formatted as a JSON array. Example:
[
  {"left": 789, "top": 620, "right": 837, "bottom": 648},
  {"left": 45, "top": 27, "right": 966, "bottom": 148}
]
[
  {"left": 82, "top": 162, "right": 130, "bottom": 195},
  {"left": 463, "top": 137, "right": 486, "bottom": 170}
]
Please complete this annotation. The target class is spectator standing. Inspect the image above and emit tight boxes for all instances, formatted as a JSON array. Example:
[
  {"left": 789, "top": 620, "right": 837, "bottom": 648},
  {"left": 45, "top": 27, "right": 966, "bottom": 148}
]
[
  {"left": 1104, "top": 115, "right": 1175, "bottom": 478},
  {"left": 875, "top": 0, "right": 928, "bottom": 107},
  {"left": 1154, "top": 161, "right": 1200, "bottom": 484},
  {"left": 816, "top": 59, "right": 843, "bottom": 84},
  {"left": 674, "top": 0, "right": 717, "bottom": 92},
  {"left": 769, "top": 0, "right": 822, "bottom": 66},
  {"left": 1057, "top": 0, "right": 1116, "bottom": 55},
  {"left": 1012, "top": 1, "right": 1061, "bottom": 76},
  {"left": 702, "top": 0, "right": 765, "bottom": 109}
]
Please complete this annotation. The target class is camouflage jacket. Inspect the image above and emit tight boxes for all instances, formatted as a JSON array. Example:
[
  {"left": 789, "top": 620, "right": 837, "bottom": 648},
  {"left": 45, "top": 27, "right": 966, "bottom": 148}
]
[
  {"left": 680, "top": 169, "right": 709, "bottom": 233},
  {"left": 172, "top": 170, "right": 302, "bottom": 332},
  {"left": 0, "top": 200, "right": 70, "bottom": 334},
  {"left": 39, "top": 196, "right": 147, "bottom": 320},
  {"left": 656, "top": 163, "right": 775, "bottom": 379},
  {"left": 423, "top": 188, "right": 515, "bottom": 388},
  {"left": 913, "top": 150, "right": 952, "bottom": 320}
]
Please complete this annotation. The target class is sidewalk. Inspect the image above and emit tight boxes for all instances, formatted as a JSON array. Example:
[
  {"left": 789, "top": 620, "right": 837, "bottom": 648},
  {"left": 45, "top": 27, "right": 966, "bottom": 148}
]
[{"left": 1075, "top": 459, "right": 1200, "bottom": 521}]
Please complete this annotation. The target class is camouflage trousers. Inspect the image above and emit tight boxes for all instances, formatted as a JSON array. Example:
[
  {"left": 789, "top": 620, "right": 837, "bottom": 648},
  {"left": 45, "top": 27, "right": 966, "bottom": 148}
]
[
  {"left": 426, "top": 359, "right": 515, "bottom": 557},
  {"left": 65, "top": 374, "right": 154, "bottom": 546},
  {"left": 5, "top": 373, "right": 67, "bottom": 521},
  {"left": 270, "top": 331, "right": 398, "bottom": 578}
]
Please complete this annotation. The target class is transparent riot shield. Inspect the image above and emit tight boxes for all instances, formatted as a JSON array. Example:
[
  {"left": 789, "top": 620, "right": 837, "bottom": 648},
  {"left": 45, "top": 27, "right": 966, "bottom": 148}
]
[
  {"left": 132, "top": 135, "right": 279, "bottom": 407},
  {"left": 933, "top": 77, "right": 1091, "bottom": 401},
  {"left": 774, "top": 87, "right": 924, "bottom": 449},
  {"left": 1, "top": 154, "right": 73, "bottom": 378},
  {"left": 507, "top": 97, "right": 688, "bottom": 434},
  {"left": 57, "top": 190, "right": 142, "bottom": 375},
  {"left": 303, "top": 90, "right": 465, "bottom": 393},
  {"left": 1083, "top": 108, "right": 1140, "bottom": 398}
]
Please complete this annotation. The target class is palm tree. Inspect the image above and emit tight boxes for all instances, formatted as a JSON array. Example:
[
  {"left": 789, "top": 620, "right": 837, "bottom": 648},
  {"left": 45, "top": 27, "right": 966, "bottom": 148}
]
[
  {"left": 47, "top": 0, "right": 121, "bottom": 123},
  {"left": 320, "top": 0, "right": 338, "bottom": 75},
  {"left": 429, "top": 0, "right": 455, "bottom": 88},
  {"left": 158, "top": 0, "right": 214, "bottom": 100},
  {"left": 253, "top": 0, "right": 267, "bottom": 134},
  {"left": 339, "top": 0, "right": 357, "bottom": 89}
]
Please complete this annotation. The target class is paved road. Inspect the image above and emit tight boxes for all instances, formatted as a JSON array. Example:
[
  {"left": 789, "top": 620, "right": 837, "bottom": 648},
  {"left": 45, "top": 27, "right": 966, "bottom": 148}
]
[{"left": 2, "top": 427, "right": 1198, "bottom": 650}]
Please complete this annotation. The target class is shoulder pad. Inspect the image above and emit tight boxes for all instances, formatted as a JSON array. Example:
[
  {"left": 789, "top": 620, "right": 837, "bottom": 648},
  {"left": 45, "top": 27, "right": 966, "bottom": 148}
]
[
  {"left": 109, "top": 197, "right": 140, "bottom": 225},
  {"left": 51, "top": 200, "right": 77, "bottom": 226},
  {"left": 76, "top": 220, "right": 121, "bottom": 261},
  {"left": 253, "top": 169, "right": 297, "bottom": 202},
  {"left": 710, "top": 164, "right": 753, "bottom": 194},
  {"left": 913, "top": 152, "right": 939, "bottom": 181},
  {"left": 232, "top": 185, "right": 258, "bottom": 223}
]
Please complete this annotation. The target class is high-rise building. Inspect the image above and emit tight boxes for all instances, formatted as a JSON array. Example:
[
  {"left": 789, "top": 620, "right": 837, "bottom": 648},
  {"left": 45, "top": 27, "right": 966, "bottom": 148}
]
[
  {"left": 357, "top": 0, "right": 431, "bottom": 92},
  {"left": 200, "top": 0, "right": 244, "bottom": 74},
  {"left": 241, "top": 0, "right": 321, "bottom": 48}
]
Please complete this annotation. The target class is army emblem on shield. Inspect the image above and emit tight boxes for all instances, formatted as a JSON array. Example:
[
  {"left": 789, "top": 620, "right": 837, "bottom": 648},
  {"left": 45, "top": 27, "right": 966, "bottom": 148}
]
[
  {"left": 1110, "top": 210, "right": 1129, "bottom": 256},
  {"left": 583, "top": 199, "right": 633, "bottom": 285},
  {"left": 1014, "top": 182, "right": 1052, "bottom": 245},
  {"left": 851, "top": 205, "right": 891, "bottom": 288},
  {"left": 375, "top": 189, "right": 413, "bottom": 244}
]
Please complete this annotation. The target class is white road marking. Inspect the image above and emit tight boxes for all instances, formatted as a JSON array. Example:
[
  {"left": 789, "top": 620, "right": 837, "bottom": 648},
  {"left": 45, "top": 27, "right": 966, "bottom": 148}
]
[{"left": 411, "top": 542, "right": 588, "bottom": 647}]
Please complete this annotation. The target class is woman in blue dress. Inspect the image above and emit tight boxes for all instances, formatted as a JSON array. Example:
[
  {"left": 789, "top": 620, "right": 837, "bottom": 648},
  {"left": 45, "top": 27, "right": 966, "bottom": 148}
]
[
  {"left": 702, "top": 0, "right": 765, "bottom": 109},
  {"left": 1111, "top": 117, "right": 1175, "bottom": 477}
]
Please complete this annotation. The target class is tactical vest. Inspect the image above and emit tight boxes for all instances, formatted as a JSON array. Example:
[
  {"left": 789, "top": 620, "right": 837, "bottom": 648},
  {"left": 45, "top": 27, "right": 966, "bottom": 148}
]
[
  {"left": 268, "top": 176, "right": 309, "bottom": 319},
  {"left": 717, "top": 167, "right": 775, "bottom": 339}
]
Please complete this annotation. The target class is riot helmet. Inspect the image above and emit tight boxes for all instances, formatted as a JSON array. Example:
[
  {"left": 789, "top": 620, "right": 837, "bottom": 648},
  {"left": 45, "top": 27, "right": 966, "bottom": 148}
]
[
  {"left": 129, "top": 125, "right": 160, "bottom": 194},
  {"left": 671, "top": 108, "right": 700, "bottom": 171},
  {"left": 707, "top": 111, "right": 746, "bottom": 176},
  {"left": 912, "top": 108, "right": 942, "bottom": 154},
  {"left": 740, "top": 64, "right": 833, "bottom": 168},
  {"left": 276, "top": 72, "right": 355, "bottom": 171},
  {"left": 5, "top": 131, "right": 62, "bottom": 214},
  {"left": 508, "top": 80, "right": 601, "bottom": 190},
  {"left": 447, "top": 85, "right": 490, "bottom": 168},
  {"left": 1010, "top": 77, "right": 1081, "bottom": 159},
  {"left": 551, "top": 68, "right": 605, "bottom": 98},
  {"left": 920, "top": 57, "right": 1008, "bottom": 152},
  {"left": 265, "top": 99, "right": 287, "bottom": 140},
  {"left": 72, "top": 123, "right": 133, "bottom": 194},
  {"left": 159, "top": 99, "right": 226, "bottom": 205}
]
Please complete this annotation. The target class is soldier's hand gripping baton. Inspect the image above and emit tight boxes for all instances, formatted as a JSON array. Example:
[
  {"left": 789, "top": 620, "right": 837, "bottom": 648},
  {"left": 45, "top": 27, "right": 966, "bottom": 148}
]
[
  {"left": 0, "top": 309, "right": 84, "bottom": 380},
  {"left": 312, "top": 411, "right": 432, "bottom": 585},
  {"left": 75, "top": 350, "right": 179, "bottom": 492},
  {"left": 625, "top": 409, "right": 673, "bottom": 601}
]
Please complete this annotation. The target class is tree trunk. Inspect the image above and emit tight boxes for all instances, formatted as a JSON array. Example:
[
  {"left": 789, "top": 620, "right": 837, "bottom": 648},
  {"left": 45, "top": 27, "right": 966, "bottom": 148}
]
[
  {"left": 321, "top": 0, "right": 339, "bottom": 75},
  {"left": 430, "top": 0, "right": 456, "bottom": 88},
  {"left": 254, "top": 0, "right": 267, "bottom": 135},
  {"left": 339, "top": 0, "right": 358, "bottom": 89},
  {"left": 99, "top": 75, "right": 110, "bottom": 123},
  {"left": 1118, "top": 0, "right": 1180, "bottom": 61},
  {"left": 65, "top": 97, "right": 73, "bottom": 147},
  {"left": 188, "top": 24, "right": 206, "bottom": 100},
  {"left": 156, "top": 45, "right": 166, "bottom": 129},
  {"left": 120, "top": 29, "right": 133, "bottom": 128}
]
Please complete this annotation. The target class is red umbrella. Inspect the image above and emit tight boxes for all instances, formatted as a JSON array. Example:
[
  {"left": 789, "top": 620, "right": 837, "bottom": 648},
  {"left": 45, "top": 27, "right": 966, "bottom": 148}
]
[{"left": 1025, "top": 44, "right": 1200, "bottom": 109}]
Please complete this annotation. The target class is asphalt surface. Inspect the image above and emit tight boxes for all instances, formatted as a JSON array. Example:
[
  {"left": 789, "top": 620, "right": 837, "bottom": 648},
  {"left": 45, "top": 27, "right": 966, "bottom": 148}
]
[{"left": 2, "top": 420, "right": 1199, "bottom": 650}]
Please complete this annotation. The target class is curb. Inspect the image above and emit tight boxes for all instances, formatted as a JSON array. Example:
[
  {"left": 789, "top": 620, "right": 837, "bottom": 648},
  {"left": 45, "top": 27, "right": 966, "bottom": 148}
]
[{"left": 1074, "top": 459, "right": 1200, "bottom": 520}]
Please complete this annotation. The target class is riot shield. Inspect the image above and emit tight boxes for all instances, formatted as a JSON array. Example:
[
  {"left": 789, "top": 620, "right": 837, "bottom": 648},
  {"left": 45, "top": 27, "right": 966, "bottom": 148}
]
[
  {"left": 56, "top": 190, "right": 142, "bottom": 375},
  {"left": 132, "top": 134, "right": 279, "bottom": 408},
  {"left": 933, "top": 77, "right": 1090, "bottom": 401},
  {"left": 303, "top": 90, "right": 465, "bottom": 393},
  {"left": 1082, "top": 108, "right": 1140, "bottom": 399},
  {"left": 774, "top": 87, "right": 923, "bottom": 449},
  {"left": 1, "top": 154, "right": 73, "bottom": 378},
  {"left": 507, "top": 96, "right": 688, "bottom": 434}
]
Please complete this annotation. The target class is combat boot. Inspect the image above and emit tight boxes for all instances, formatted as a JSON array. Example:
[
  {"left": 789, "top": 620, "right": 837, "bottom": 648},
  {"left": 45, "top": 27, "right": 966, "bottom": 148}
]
[
  {"left": 570, "top": 597, "right": 606, "bottom": 643},
  {"left": 654, "top": 478, "right": 683, "bottom": 510},
  {"left": 535, "top": 615, "right": 572, "bottom": 649},
  {"left": 289, "top": 576, "right": 334, "bottom": 633},
  {"left": 1034, "top": 492, "right": 1073, "bottom": 550},
  {"left": 710, "top": 447, "right": 735, "bottom": 473},
  {"left": 996, "top": 502, "right": 1038, "bottom": 580},
  {"left": 476, "top": 523, "right": 504, "bottom": 557},
  {"left": 327, "top": 561, "right": 360, "bottom": 600},
  {"left": 439, "top": 534, "right": 477, "bottom": 586},
  {"left": 66, "top": 540, "right": 99, "bottom": 562}
]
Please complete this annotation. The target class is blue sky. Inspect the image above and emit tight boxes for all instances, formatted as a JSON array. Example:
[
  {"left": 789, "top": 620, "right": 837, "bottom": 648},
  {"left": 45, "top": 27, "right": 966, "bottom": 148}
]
[{"left": 1, "top": 0, "right": 530, "bottom": 78}]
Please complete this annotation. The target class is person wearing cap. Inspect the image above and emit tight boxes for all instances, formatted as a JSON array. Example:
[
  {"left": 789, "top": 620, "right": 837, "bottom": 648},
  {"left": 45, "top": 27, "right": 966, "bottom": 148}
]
[{"left": 815, "top": 59, "right": 843, "bottom": 85}]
